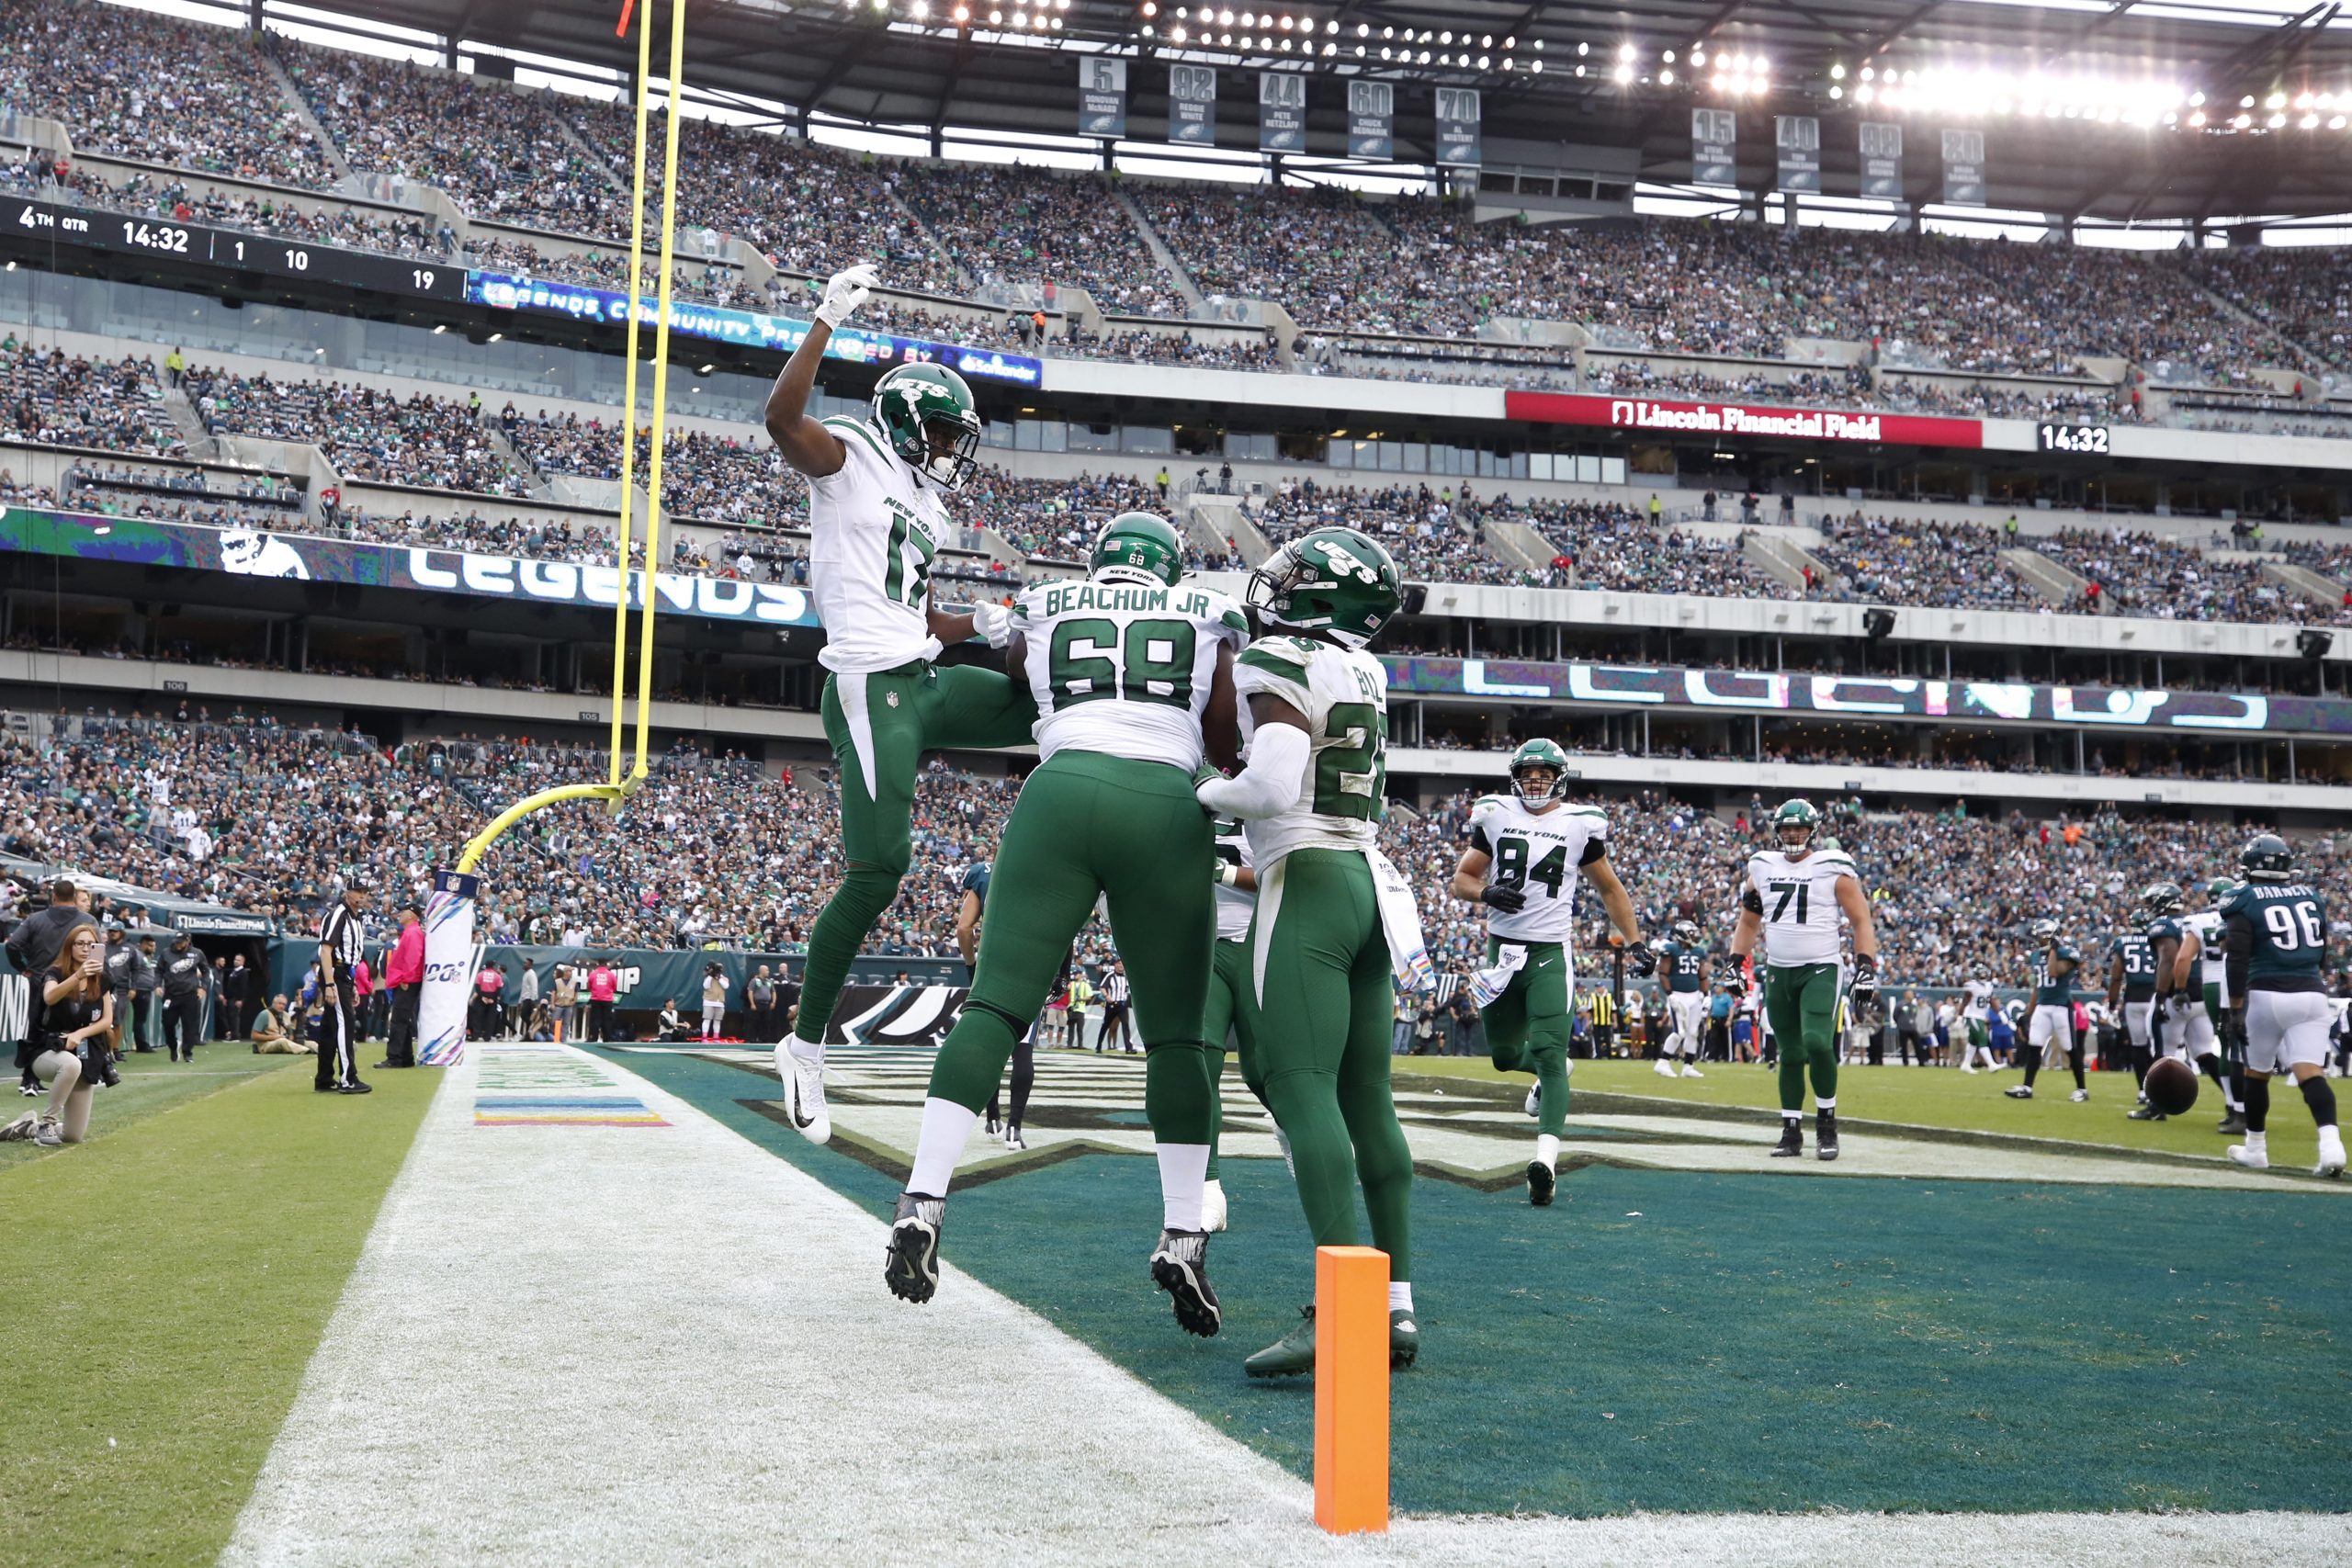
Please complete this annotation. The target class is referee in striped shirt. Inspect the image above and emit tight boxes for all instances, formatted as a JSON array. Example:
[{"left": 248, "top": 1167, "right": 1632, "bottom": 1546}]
[
  {"left": 316, "top": 877, "right": 373, "bottom": 1095},
  {"left": 1099, "top": 963, "right": 1134, "bottom": 1054}
]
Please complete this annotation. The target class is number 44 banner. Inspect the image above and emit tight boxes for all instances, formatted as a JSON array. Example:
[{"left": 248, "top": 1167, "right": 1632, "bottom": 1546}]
[{"left": 1260, "top": 72, "right": 1306, "bottom": 152}]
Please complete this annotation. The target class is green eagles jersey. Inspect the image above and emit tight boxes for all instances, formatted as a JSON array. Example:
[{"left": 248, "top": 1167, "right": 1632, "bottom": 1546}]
[
  {"left": 2031, "top": 943, "right": 2081, "bottom": 1007},
  {"left": 2221, "top": 880, "right": 2327, "bottom": 992},
  {"left": 959, "top": 860, "right": 990, "bottom": 909},
  {"left": 2109, "top": 931, "right": 2157, "bottom": 999},
  {"left": 1660, "top": 941, "right": 1708, "bottom": 994}
]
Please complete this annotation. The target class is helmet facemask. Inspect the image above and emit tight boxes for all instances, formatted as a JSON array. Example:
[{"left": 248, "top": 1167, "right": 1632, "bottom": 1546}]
[{"left": 917, "top": 412, "right": 981, "bottom": 491}]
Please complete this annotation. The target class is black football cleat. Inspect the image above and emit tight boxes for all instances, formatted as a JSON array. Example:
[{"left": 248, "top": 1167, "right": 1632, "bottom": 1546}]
[
  {"left": 885, "top": 1192, "right": 944, "bottom": 1304},
  {"left": 1770, "top": 1119, "right": 1804, "bottom": 1157},
  {"left": 1816, "top": 1110, "right": 1839, "bottom": 1162},
  {"left": 1149, "top": 1228, "right": 1221, "bottom": 1337},
  {"left": 1526, "top": 1160, "right": 1556, "bottom": 1206}
]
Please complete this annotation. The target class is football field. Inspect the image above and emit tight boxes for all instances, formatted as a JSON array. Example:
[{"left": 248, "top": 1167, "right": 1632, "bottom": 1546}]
[{"left": 4, "top": 1042, "right": 2346, "bottom": 1566}]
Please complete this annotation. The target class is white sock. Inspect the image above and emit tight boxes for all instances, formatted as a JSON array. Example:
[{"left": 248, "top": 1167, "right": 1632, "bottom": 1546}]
[
  {"left": 2244, "top": 1130, "right": 2267, "bottom": 1152},
  {"left": 907, "top": 1096, "right": 980, "bottom": 1197},
  {"left": 1534, "top": 1133, "right": 1559, "bottom": 1169},
  {"left": 1388, "top": 1281, "right": 1413, "bottom": 1314},
  {"left": 1156, "top": 1142, "right": 1211, "bottom": 1230},
  {"left": 788, "top": 1033, "right": 824, "bottom": 1066},
  {"left": 1816, "top": 1097, "right": 1836, "bottom": 1113}
]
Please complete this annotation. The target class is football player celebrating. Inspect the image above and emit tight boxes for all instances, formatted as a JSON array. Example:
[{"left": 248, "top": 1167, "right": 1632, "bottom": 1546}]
[
  {"left": 1449, "top": 739, "right": 1651, "bottom": 1206},
  {"left": 884, "top": 514, "right": 1247, "bottom": 1329},
  {"left": 2007, "top": 919, "right": 2086, "bottom": 1101},
  {"left": 1956, "top": 963, "right": 1998, "bottom": 1073},
  {"left": 1728, "top": 798, "right": 1878, "bottom": 1161},
  {"left": 763, "top": 265, "right": 1038, "bottom": 1145},
  {"left": 1200, "top": 815, "right": 1259, "bottom": 1235},
  {"left": 1193, "top": 528, "right": 1427, "bottom": 1378},
  {"left": 2176, "top": 877, "right": 2251, "bottom": 1134},
  {"left": 2220, "top": 836, "right": 2345, "bottom": 1177},
  {"left": 1656, "top": 918, "right": 1711, "bottom": 1080}
]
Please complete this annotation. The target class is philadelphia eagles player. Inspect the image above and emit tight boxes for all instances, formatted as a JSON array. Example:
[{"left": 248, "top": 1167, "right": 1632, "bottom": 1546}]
[
  {"left": 1656, "top": 918, "right": 1711, "bottom": 1080},
  {"left": 885, "top": 513, "right": 1247, "bottom": 1336},
  {"left": 1193, "top": 526, "right": 1424, "bottom": 1378},
  {"left": 2007, "top": 919, "right": 2086, "bottom": 1101},
  {"left": 2144, "top": 880, "right": 2237, "bottom": 1124},
  {"left": 2176, "top": 877, "right": 2251, "bottom": 1134},
  {"left": 1200, "top": 815, "right": 1259, "bottom": 1235},
  {"left": 2106, "top": 903, "right": 2162, "bottom": 1115},
  {"left": 2219, "top": 834, "right": 2345, "bottom": 1177},
  {"left": 1449, "top": 739, "right": 1651, "bottom": 1206},
  {"left": 1728, "top": 798, "right": 1879, "bottom": 1160},
  {"left": 763, "top": 264, "right": 1037, "bottom": 1146}
]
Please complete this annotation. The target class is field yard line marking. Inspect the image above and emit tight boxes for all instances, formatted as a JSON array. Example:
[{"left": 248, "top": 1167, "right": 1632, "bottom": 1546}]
[{"left": 219, "top": 1046, "right": 2349, "bottom": 1568}]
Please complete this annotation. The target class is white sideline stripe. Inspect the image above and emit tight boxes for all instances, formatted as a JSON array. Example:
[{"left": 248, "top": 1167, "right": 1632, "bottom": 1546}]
[{"left": 219, "top": 1047, "right": 2344, "bottom": 1568}]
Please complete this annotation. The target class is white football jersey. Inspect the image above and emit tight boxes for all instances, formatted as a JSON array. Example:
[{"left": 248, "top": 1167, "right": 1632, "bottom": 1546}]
[
  {"left": 1014, "top": 579, "right": 1247, "bottom": 771},
  {"left": 808, "top": 414, "right": 952, "bottom": 675},
  {"left": 1466, "top": 793, "right": 1609, "bottom": 946},
  {"left": 2182, "top": 909, "right": 2227, "bottom": 987},
  {"left": 1744, "top": 845, "right": 1858, "bottom": 968},
  {"left": 1212, "top": 816, "right": 1256, "bottom": 942},
  {"left": 1962, "top": 978, "right": 1996, "bottom": 1020},
  {"left": 1228, "top": 634, "right": 1387, "bottom": 869}
]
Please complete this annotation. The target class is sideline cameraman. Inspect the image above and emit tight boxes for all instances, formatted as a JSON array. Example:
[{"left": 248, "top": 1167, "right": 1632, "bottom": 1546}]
[{"left": 700, "top": 964, "right": 729, "bottom": 1041}]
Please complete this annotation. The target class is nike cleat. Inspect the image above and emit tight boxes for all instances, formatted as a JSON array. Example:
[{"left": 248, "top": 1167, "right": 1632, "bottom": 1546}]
[
  {"left": 2217, "top": 1111, "right": 2246, "bottom": 1135},
  {"left": 1149, "top": 1228, "right": 1221, "bottom": 1338},
  {"left": 2005, "top": 1086, "right": 2034, "bottom": 1100},
  {"left": 884, "top": 1191, "right": 944, "bottom": 1303},
  {"left": 2316, "top": 1131, "right": 2346, "bottom": 1179},
  {"left": 2126, "top": 1106, "right": 2168, "bottom": 1121},
  {"left": 1524, "top": 1082, "right": 1541, "bottom": 1118},
  {"left": 2226, "top": 1144, "right": 2269, "bottom": 1171},
  {"left": 1526, "top": 1159, "right": 1556, "bottom": 1206},
  {"left": 1680, "top": 1063, "right": 1705, "bottom": 1078},
  {"left": 1770, "top": 1120, "right": 1804, "bottom": 1158},
  {"left": 1390, "top": 1308, "right": 1419, "bottom": 1370},
  {"left": 1244, "top": 1304, "right": 1317, "bottom": 1380},
  {"left": 1816, "top": 1111, "right": 1839, "bottom": 1162},
  {"left": 1004, "top": 1126, "right": 1028, "bottom": 1153},
  {"left": 1654, "top": 1058, "right": 1679, "bottom": 1079},
  {"left": 775, "top": 1041, "right": 831, "bottom": 1145},
  {"left": 1201, "top": 1178, "right": 1228, "bottom": 1234},
  {"left": 2069, "top": 1089, "right": 2089, "bottom": 1103}
]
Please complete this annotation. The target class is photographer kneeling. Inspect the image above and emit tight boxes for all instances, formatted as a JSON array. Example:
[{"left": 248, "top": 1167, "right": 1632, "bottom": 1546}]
[{"left": 13, "top": 925, "right": 115, "bottom": 1146}]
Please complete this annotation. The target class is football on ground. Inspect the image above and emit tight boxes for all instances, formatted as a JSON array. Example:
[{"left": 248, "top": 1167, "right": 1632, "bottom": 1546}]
[{"left": 2143, "top": 1055, "right": 2199, "bottom": 1117}]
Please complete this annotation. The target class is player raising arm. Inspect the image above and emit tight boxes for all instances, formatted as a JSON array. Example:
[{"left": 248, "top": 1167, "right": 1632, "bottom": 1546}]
[
  {"left": 1448, "top": 740, "right": 1651, "bottom": 1206},
  {"left": 1728, "top": 800, "right": 1878, "bottom": 1161},
  {"left": 763, "top": 265, "right": 1037, "bottom": 1145}
]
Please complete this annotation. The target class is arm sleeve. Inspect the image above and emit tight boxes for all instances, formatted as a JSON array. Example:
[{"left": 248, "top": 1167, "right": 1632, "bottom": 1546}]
[
  {"left": 2223, "top": 911, "right": 2253, "bottom": 999},
  {"left": 1196, "top": 721, "right": 1310, "bottom": 820}
]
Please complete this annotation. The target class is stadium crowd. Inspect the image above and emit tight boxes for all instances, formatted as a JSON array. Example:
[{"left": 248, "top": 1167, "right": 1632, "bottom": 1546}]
[{"left": 183, "top": 367, "right": 537, "bottom": 497}]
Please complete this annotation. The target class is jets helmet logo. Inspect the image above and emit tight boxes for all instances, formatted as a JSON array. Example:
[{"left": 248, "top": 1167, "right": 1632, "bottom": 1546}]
[{"left": 1319, "top": 540, "right": 1381, "bottom": 584}]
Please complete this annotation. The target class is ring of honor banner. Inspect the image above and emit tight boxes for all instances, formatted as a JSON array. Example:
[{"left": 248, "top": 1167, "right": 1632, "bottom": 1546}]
[
  {"left": 1691, "top": 107, "right": 1736, "bottom": 187},
  {"left": 1434, "top": 85, "right": 1481, "bottom": 166},
  {"left": 1170, "top": 63, "right": 1217, "bottom": 145},
  {"left": 1775, "top": 115, "right": 1820, "bottom": 192},
  {"left": 1347, "top": 79, "right": 1394, "bottom": 159},
  {"left": 1078, "top": 57, "right": 1127, "bottom": 139},
  {"left": 1942, "top": 128, "right": 1986, "bottom": 206},
  {"left": 1260, "top": 72, "right": 1306, "bottom": 152},
  {"left": 418, "top": 868, "right": 480, "bottom": 1067},
  {"left": 1860, "top": 121, "right": 1904, "bottom": 200}
]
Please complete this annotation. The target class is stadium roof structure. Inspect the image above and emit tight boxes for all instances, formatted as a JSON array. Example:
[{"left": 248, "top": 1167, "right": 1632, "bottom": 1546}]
[{"left": 301, "top": 0, "right": 2352, "bottom": 226}]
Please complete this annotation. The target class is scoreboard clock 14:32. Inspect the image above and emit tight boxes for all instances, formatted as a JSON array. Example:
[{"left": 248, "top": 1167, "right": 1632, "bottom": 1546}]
[{"left": 2037, "top": 423, "right": 2112, "bottom": 454}]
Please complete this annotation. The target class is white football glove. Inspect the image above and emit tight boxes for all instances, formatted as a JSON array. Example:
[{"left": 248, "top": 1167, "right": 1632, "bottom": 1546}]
[
  {"left": 970, "top": 599, "right": 1014, "bottom": 649},
  {"left": 815, "top": 263, "right": 878, "bottom": 329}
]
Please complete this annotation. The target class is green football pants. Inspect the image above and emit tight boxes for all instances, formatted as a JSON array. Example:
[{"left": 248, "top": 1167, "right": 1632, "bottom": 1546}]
[
  {"left": 1204, "top": 935, "right": 1260, "bottom": 1180},
  {"left": 924, "top": 750, "right": 1215, "bottom": 1143},
  {"left": 798, "top": 660, "right": 1036, "bottom": 1043},
  {"left": 1241, "top": 848, "right": 1412, "bottom": 1283},
  {"left": 1764, "top": 961, "right": 1841, "bottom": 1111},
  {"left": 1480, "top": 938, "right": 1571, "bottom": 1137}
]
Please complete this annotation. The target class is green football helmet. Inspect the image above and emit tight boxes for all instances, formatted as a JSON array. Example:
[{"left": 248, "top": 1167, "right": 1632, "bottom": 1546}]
[
  {"left": 1244, "top": 526, "right": 1402, "bottom": 649},
  {"left": 1090, "top": 511, "right": 1186, "bottom": 588},
  {"left": 1772, "top": 797, "right": 1820, "bottom": 854},
  {"left": 2207, "top": 875, "right": 2242, "bottom": 903},
  {"left": 870, "top": 362, "right": 980, "bottom": 491},
  {"left": 1508, "top": 738, "right": 1570, "bottom": 804},
  {"left": 2239, "top": 833, "right": 2292, "bottom": 883}
]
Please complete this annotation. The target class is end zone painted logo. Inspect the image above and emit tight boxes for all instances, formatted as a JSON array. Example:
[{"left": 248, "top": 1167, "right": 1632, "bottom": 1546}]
[{"left": 1507, "top": 390, "right": 1984, "bottom": 450}]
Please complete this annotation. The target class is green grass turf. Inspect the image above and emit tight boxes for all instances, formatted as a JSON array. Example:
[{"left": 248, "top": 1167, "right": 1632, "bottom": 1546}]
[
  {"left": 615, "top": 1046, "right": 2352, "bottom": 1517},
  {"left": 2, "top": 1047, "right": 287, "bottom": 1171},
  {"left": 1402, "top": 1055, "right": 2336, "bottom": 1173},
  {"left": 0, "top": 1059, "right": 438, "bottom": 1565}
]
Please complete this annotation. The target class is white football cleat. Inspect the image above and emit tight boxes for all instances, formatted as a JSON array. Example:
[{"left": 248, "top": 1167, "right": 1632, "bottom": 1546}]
[
  {"left": 775, "top": 1039, "right": 831, "bottom": 1145},
  {"left": 2316, "top": 1130, "right": 2346, "bottom": 1179},
  {"left": 2069, "top": 1089, "right": 2088, "bottom": 1103},
  {"left": 1653, "top": 1058, "right": 1679, "bottom": 1079},
  {"left": 1679, "top": 1063, "right": 1705, "bottom": 1079},
  {"left": 2227, "top": 1144, "right": 2269, "bottom": 1171},
  {"left": 1524, "top": 1082, "right": 1541, "bottom": 1118},
  {"left": 1202, "top": 1177, "right": 1228, "bottom": 1233}
]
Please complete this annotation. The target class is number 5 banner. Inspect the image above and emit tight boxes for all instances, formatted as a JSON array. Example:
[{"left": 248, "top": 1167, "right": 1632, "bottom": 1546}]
[{"left": 1078, "top": 58, "right": 1127, "bottom": 139}]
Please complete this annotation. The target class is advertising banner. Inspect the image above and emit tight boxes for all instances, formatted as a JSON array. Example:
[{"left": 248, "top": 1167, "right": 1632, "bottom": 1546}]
[
  {"left": 464, "top": 273, "right": 1043, "bottom": 388},
  {"left": 1380, "top": 657, "right": 2299, "bottom": 733},
  {"left": 418, "top": 868, "right": 478, "bottom": 1067},
  {"left": 1504, "top": 390, "right": 1984, "bottom": 449}
]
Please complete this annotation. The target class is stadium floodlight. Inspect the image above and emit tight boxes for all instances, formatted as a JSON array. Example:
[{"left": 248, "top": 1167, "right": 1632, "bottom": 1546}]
[
  {"left": 1854, "top": 83, "right": 1874, "bottom": 103},
  {"left": 1170, "top": 23, "right": 1185, "bottom": 40},
  {"left": 2268, "top": 111, "right": 2287, "bottom": 127},
  {"left": 1618, "top": 41, "right": 1636, "bottom": 62},
  {"left": 1657, "top": 66, "right": 1670, "bottom": 83},
  {"left": 2334, "top": 115, "right": 2348, "bottom": 129},
  {"left": 1614, "top": 62, "right": 1634, "bottom": 82},
  {"left": 2188, "top": 109, "right": 2206, "bottom": 126},
  {"left": 1860, "top": 64, "right": 1874, "bottom": 80},
  {"left": 2266, "top": 91, "right": 2286, "bottom": 108},
  {"left": 1829, "top": 84, "right": 1843, "bottom": 99},
  {"left": 1830, "top": 62, "right": 1844, "bottom": 79},
  {"left": 1530, "top": 57, "right": 1541, "bottom": 72}
]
